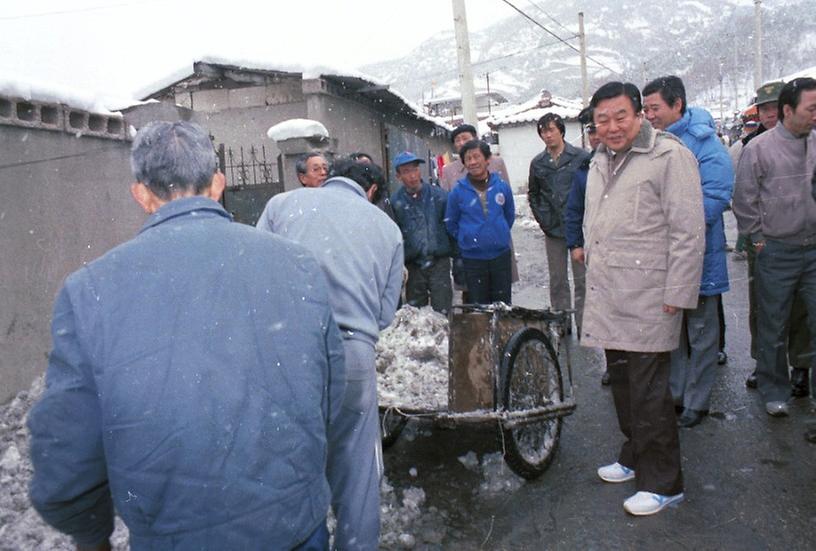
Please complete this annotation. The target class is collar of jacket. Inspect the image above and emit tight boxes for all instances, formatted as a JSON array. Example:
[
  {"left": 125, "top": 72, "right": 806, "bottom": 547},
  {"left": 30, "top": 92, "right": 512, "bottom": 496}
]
[
  {"left": 322, "top": 176, "right": 368, "bottom": 199},
  {"left": 596, "top": 118, "right": 656, "bottom": 160},
  {"left": 139, "top": 196, "right": 231, "bottom": 234},
  {"left": 457, "top": 171, "right": 501, "bottom": 194},
  {"left": 668, "top": 107, "right": 716, "bottom": 141},
  {"left": 775, "top": 122, "right": 812, "bottom": 141}
]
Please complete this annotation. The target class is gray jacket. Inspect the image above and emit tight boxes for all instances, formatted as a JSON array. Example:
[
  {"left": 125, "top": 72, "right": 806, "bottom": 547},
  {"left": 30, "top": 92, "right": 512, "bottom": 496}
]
[
  {"left": 582, "top": 121, "right": 705, "bottom": 353},
  {"left": 733, "top": 124, "right": 816, "bottom": 245},
  {"left": 257, "top": 177, "right": 404, "bottom": 346}
]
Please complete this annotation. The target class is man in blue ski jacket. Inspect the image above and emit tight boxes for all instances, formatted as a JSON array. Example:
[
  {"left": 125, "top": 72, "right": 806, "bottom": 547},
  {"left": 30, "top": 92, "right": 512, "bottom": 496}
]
[{"left": 643, "top": 75, "right": 733, "bottom": 428}]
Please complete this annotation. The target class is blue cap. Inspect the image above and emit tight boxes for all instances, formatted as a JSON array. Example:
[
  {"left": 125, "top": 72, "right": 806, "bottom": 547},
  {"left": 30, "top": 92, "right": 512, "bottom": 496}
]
[{"left": 393, "top": 151, "right": 425, "bottom": 169}]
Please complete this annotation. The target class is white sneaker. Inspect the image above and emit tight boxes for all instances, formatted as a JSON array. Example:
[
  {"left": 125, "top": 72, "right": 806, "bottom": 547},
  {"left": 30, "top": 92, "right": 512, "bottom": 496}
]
[
  {"left": 623, "top": 491, "right": 684, "bottom": 516},
  {"left": 765, "top": 401, "right": 790, "bottom": 417},
  {"left": 597, "top": 462, "right": 635, "bottom": 483}
]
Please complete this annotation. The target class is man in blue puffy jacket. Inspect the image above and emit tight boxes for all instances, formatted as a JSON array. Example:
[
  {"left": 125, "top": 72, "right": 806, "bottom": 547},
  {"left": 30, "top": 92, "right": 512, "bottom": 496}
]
[
  {"left": 445, "top": 140, "right": 515, "bottom": 304},
  {"left": 391, "top": 151, "right": 454, "bottom": 313},
  {"left": 643, "top": 76, "right": 734, "bottom": 428},
  {"left": 28, "top": 121, "right": 346, "bottom": 550}
]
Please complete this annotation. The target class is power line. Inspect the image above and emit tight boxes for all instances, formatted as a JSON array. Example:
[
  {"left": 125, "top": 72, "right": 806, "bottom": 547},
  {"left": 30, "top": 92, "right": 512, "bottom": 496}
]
[
  {"left": 528, "top": 0, "right": 575, "bottom": 37},
  {"left": 499, "top": 0, "right": 622, "bottom": 76},
  {"left": 0, "top": 1, "right": 161, "bottom": 22}
]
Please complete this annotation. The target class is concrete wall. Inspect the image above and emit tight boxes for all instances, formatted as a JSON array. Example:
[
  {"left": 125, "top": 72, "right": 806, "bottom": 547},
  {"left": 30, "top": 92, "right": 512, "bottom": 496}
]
[
  {"left": 495, "top": 121, "right": 583, "bottom": 192},
  {"left": 0, "top": 124, "right": 144, "bottom": 404}
]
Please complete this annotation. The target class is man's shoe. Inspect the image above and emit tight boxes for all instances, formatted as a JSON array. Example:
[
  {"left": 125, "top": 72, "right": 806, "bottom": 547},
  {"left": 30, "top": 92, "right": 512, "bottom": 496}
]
[
  {"left": 601, "top": 370, "right": 611, "bottom": 386},
  {"left": 597, "top": 462, "right": 635, "bottom": 483},
  {"left": 791, "top": 368, "right": 809, "bottom": 398},
  {"left": 623, "top": 491, "right": 684, "bottom": 516},
  {"left": 677, "top": 409, "right": 706, "bottom": 428},
  {"left": 717, "top": 351, "right": 727, "bottom": 365},
  {"left": 765, "top": 401, "right": 790, "bottom": 417},
  {"left": 746, "top": 369, "right": 758, "bottom": 389}
]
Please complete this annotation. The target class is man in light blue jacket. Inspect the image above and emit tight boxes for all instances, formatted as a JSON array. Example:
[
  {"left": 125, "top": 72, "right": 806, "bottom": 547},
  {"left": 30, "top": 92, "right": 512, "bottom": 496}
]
[
  {"left": 28, "top": 121, "right": 346, "bottom": 550},
  {"left": 643, "top": 76, "right": 734, "bottom": 428},
  {"left": 257, "top": 159, "right": 404, "bottom": 551}
]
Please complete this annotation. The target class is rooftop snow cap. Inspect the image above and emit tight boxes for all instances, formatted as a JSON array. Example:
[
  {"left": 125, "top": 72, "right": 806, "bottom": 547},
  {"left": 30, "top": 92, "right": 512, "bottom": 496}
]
[
  {"left": 394, "top": 151, "right": 425, "bottom": 169},
  {"left": 756, "top": 81, "right": 784, "bottom": 106}
]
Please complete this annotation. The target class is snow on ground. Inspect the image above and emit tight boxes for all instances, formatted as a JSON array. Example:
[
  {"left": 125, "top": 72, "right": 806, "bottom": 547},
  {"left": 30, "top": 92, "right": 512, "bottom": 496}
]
[
  {"left": 457, "top": 451, "right": 524, "bottom": 496},
  {"left": 376, "top": 306, "right": 449, "bottom": 411},
  {"left": 514, "top": 193, "right": 539, "bottom": 231},
  {"left": 0, "top": 376, "right": 447, "bottom": 550}
]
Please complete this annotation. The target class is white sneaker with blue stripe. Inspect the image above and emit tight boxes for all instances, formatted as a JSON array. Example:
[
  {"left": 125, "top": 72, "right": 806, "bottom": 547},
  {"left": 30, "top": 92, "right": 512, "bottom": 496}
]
[
  {"left": 623, "top": 491, "right": 684, "bottom": 516},
  {"left": 597, "top": 462, "right": 635, "bottom": 483}
]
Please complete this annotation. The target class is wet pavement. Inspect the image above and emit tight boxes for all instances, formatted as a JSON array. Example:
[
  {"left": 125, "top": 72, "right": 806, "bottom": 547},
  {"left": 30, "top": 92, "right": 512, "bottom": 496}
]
[{"left": 383, "top": 211, "right": 816, "bottom": 550}]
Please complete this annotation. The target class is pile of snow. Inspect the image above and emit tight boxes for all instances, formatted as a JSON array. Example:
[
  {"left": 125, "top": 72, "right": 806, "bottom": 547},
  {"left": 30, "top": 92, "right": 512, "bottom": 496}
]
[
  {"left": 513, "top": 193, "right": 539, "bottom": 231},
  {"left": 266, "top": 118, "right": 329, "bottom": 141},
  {"left": 0, "top": 377, "right": 129, "bottom": 550},
  {"left": 376, "top": 306, "right": 449, "bottom": 410},
  {"left": 457, "top": 451, "right": 524, "bottom": 495},
  {"left": 0, "top": 377, "right": 443, "bottom": 550},
  {"left": 0, "top": 77, "right": 134, "bottom": 116}
]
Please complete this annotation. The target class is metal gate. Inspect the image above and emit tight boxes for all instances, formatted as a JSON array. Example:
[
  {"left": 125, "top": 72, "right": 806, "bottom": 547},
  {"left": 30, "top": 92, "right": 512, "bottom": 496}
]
[{"left": 217, "top": 144, "right": 284, "bottom": 225}]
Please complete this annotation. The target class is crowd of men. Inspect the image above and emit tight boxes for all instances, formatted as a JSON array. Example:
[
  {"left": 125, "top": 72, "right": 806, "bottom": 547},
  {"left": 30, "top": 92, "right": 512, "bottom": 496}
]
[{"left": 24, "top": 75, "right": 816, "bottom": 549}]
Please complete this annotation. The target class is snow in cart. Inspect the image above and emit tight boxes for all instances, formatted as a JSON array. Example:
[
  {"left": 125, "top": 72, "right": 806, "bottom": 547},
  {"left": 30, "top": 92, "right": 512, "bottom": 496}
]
[{"left": 376, "top": 303, "right": 577, "bottom": 479}]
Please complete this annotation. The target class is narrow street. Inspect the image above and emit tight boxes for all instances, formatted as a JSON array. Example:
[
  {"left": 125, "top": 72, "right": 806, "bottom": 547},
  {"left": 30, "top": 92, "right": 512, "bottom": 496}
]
[{"left": 383, "top": 207, "right": 816, "bottom": 550}]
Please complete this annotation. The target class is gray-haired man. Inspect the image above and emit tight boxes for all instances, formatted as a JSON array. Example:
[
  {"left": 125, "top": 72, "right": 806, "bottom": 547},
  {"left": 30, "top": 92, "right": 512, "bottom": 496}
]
[
  {"left": 28, "top": 121, "right": 345, "bottom": 550},
  {"left": 296, "top": 152, "right": 329, "bottom": 187},
  {"left": 258, "top": 158, "right": 404, "bottom": 551}
]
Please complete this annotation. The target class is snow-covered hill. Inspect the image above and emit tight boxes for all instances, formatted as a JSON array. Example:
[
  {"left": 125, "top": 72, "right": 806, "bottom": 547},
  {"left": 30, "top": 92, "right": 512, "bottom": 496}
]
[{"left": 362, "top": 0, "right": 814, "bottom": 112}]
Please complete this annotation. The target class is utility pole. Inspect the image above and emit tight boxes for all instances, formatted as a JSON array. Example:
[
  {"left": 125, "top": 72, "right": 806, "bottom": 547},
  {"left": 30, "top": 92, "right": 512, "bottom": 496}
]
[
  {"left": 485, "top": 72, "right": 492, "bottom": 115},
  {"left": 641, "top": 61, "right": 647, "bottom": 87},
  {"left": 452, "top": 0, "right": 478, "bottom": 127},
  {"left": 579, "top": 12, "right": 589, "bottom": 107},
  {"left": 754, "top": 0, "right": 763, "bottom": 88}
]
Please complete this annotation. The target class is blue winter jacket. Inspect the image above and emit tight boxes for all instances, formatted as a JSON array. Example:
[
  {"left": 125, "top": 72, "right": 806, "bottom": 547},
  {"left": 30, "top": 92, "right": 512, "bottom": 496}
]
[
  {"left": 391, "top": 182, "right": 455, "bottom": 266},
  {"left": 564, "top": 153, "right": 593, "bottom": 249},
  {"left": 28, "top": 197, "right": 346, "bottom": 550},
  {"left": 445, "top": 172, "right": 515, "bottom": 260},
  {"left": 667, "top": 107, "right": 734, "bottom": 295}
]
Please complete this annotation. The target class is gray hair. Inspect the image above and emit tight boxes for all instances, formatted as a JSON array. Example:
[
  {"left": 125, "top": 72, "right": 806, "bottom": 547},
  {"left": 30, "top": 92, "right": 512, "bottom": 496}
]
[
  {"left": 295, "top": 152, "right": 327, "bottom": 175},
  {"left": 130, "top": 121, "right": 217, "bottom": 200}
]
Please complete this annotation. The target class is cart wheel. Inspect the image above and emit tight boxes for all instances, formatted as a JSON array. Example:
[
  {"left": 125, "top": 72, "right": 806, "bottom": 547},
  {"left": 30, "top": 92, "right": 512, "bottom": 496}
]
[
  {"left": 498, "top": 327, "right": 564, "bottom": 480},
  {"left": 380, "top": 408, "right": 408, "bottom": 449}
]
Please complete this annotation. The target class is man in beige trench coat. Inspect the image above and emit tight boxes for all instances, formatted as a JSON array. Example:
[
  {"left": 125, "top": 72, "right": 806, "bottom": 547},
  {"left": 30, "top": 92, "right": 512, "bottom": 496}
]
[{"left": 582, "top": 82, "right": 705, "bottom": 516}]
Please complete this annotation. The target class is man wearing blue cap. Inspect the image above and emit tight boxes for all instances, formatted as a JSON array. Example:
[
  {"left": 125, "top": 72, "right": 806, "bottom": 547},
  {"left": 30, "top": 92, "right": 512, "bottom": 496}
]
[{"left": 391, "top": 151, "right": 455, "bottom": 314}]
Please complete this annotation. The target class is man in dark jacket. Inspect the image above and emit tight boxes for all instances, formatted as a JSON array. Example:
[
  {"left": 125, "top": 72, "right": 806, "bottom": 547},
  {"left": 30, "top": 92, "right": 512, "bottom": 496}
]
[
  {"left": 391, "top": 151, "right": 454, "bottom": 313},
  {"left": 28, "top": 121, "right": 345, "bottom": 550},
  {"left": 528, "top": 112, "right": 590, "bottom": 334},
  {"left": 642, "top": 76, "right": 733, "bottom": 428}
]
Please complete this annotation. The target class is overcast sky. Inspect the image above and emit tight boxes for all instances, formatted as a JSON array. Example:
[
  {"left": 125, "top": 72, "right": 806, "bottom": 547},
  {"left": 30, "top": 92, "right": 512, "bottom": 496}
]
[{"left": 0, "top": 0, "right": 523, "bottom": 101}]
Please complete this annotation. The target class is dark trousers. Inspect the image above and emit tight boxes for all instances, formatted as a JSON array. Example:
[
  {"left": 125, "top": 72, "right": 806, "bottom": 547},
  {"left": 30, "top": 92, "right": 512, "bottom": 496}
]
[
  {"left": 605, "top": 349, "right": 684, "bottom": 496},
  {"left": 406, "top": 257, "right": 453, "bottom": 314},
  {"left": 292, "top": 521, "right": 328, "bottom": 551},
  {"left": 748, "top": 243, "right": 811, "bottom": 364},
  {"left": 755, "top": 240, "right": 816, "bottom": 402},
  {"left": 462, "top": 249, "right": 512, "bottom": 305},
  {"left": 717, "top": 295, "right": 726, "bottom": 352}
]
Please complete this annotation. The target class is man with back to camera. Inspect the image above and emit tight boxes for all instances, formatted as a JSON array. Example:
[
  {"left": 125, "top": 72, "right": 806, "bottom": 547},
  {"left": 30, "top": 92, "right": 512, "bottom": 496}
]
[
  {"left": 257, "top": 158, "right": 404, "bottom": 551},
  {"left": 733, "top": 77, "right": 816, "bottom": 417},
  {"left": 582, "top": 82, "right": 704, "bottom": 516},
  {"left": 27, "top": 121, "right": 345, "bottom": 550},
  {"left": 390, "top": 151, "right": 454, "bottom": 314},
  {"left": 641, "top": 75, "right": 733, "bottom": 428},
  {"left": 527, "top": 112, "right": 590, "bottom": 335}
]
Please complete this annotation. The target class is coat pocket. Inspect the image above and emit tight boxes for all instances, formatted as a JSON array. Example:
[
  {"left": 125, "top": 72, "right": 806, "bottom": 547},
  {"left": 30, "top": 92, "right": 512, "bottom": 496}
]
[{"left": 603, "top": 251, "right": 668, "bottom": 321}]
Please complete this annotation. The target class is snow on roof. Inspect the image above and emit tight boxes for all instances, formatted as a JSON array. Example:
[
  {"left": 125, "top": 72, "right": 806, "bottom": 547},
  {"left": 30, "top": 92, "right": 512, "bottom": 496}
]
[
  {"left": 267, "top": 118, "right": 329, "bottom": 141},
  {"left": 781, "top": 65, "right": 816, "bottom": 81},
  {"left": 487, "top": 91, "right": 583, "bottom": 128},
  {"left": 135, "top": 56, "right": 451, "bottom": 131},
  {"left": 0, "top": 75, "right": 139, "bottom": 116}
]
